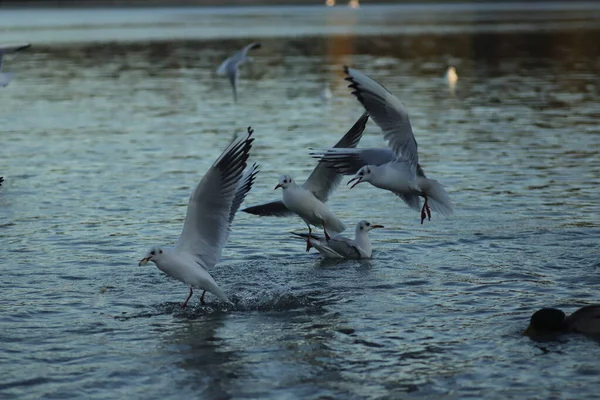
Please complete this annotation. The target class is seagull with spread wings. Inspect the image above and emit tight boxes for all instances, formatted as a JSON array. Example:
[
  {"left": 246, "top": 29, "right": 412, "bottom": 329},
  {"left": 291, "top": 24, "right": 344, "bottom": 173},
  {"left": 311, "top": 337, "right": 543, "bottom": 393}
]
[
  {"left": 139, "top": 128, "right": 258, "bottom": 308},
  {"left": 216, "top": 42, "right": 262, "bottom": 102},
  {"left": 242, "top": 113, "right": 369, "bottom": 250},
  {"left": 311, "top": 67, "right": 453, "bottom": 224}
]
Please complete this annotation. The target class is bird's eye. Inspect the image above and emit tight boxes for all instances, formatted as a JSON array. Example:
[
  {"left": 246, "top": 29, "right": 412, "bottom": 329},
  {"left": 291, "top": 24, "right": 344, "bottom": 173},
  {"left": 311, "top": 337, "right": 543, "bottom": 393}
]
[
  {"left": 284, "top": 180, "right": 287, "bottom": 183},
  {"left": 159, "top": 250, "right": 163, "bottom": 254},
  {"left": 151, "top": 251, "right": 155, "bottom": 255},
  {"left": 366, "top": 222, "right": 370, "bottom": 226}
]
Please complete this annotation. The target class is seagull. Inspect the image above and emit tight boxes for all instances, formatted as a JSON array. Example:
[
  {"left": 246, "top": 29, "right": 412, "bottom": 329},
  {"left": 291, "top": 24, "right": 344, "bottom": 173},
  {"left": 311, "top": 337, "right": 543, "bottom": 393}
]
[
  {"left": 242, "top": 113, "right": 369, "bottom": 250},
  {"left": 138, "top": 127, "right": 258, "bottom": 308},
  {"left": 445, "top": 66, "right": 458, "bottom": 94},
  {"left": 216, "top": 42, "right": 262, "bottom": 102},
  {"left": 0, "top": 177, "right": 4, "bottom": 187},
  {"left": 0, "top": 43, "right": 31, "bottom": 87},
  {"left": 274, "top": 173, "right": 346, "bottom": 251},
  {"left": 311, "top": 67, "right": 453, "bottom": 224},
  {"left": 292, "top": 220, "right": 383, "bottom": 259}
]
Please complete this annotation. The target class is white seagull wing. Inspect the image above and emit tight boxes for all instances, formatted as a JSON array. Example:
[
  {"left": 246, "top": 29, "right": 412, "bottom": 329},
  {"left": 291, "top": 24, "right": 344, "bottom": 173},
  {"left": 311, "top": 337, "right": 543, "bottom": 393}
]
[
  {"left": 344, "top": 66, "right": 419, "bottom": 168},
  {"left": 309, "top": 147, "right": 396, "bottom": 175},
  {"left": 302, "top": 112, "right": 368, "bottom": 202},
  {"left": 176, "top": 128, "right": 255, "bottom": 269},
  {"left": 216, "top": 41, "right": 262, "bottom": 75}
]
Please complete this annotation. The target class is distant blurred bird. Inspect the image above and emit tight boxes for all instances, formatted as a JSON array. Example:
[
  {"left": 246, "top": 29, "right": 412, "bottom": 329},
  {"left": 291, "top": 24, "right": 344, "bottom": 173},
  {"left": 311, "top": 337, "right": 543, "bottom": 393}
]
[
  {"left": 292, "top": 220, "right": 383, "bottom": 259},
  {"left": 320, "top": 82, "right": 333, "bottom": 102},
  {"left": 0, "top": 177, "right": 4, "bottom": 187},
  {"left": 445, "top": 66, "right": 458, "bottom": 94},
  {"left": 0, "top": 43, "right": 31, "bottom": 87},
  {"left": 216, "top": 42, "right": 262, "bottom": 102}
]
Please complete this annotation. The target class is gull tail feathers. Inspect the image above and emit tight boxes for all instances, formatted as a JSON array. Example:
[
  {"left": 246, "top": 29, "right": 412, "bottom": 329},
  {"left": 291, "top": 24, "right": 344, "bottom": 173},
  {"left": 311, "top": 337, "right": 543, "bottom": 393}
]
[
  {"left": 206, "top": 282, "right": 234, "bottom": 306},
  {"left": 324, "top": 215, "right": 346, "bottom": 236},
  {"left": 419, "top": 178, "right": 453, "bottom": 216}
]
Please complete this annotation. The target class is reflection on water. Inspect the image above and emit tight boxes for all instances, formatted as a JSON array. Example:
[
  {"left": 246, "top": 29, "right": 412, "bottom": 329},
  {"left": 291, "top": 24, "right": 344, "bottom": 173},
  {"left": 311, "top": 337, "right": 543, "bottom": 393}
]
[{"left": 1, "top": 3, "right": 600, "bottom": 400}]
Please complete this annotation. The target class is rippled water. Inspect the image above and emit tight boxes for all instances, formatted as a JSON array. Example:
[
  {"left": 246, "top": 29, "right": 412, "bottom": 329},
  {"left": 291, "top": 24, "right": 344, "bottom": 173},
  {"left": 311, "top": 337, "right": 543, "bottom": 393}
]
[{"left": 1, "top": 3, "right": 600, "bottom": 399}]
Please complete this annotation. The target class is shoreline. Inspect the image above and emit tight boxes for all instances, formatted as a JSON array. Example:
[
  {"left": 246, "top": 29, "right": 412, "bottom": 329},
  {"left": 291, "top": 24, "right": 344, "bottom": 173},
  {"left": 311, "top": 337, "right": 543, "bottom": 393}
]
[{"left": 0, "top": 0, "right": 564, "bottom": 8}]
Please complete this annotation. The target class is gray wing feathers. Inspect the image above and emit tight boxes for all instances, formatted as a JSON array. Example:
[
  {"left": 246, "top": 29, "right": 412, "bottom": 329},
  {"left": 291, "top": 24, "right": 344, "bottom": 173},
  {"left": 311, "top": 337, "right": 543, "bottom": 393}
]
[
  {"left": 291, "top": 233, "right": 362, "bottom": 259},
  {"left": 396, "top": 193, "right": 421, "bottom": 212},
  {"left": 242, "top": 200, "right": 294, "bottom": 217},
  {"left": 176, "top": 127, "right": 254, "bottom": 268},
  {"left": 310, "top": 147, "right": 396, "bottom": 175},
  {"left": 229, "top": 163, "right": 259, "bottom": 225},
  {"left": 302, "top": 112, "right": 368, "bottom": 202},
  {"left": 344, "top": 66, "right": 419, "bottom": 168}
]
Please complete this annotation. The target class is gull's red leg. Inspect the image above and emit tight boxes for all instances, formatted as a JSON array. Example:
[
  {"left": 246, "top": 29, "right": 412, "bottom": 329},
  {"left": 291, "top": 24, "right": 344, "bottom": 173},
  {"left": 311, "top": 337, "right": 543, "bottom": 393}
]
[
  {"left": 182, "top": 286, "right": 193, "bottom": 308},
  {"left": 200, "top": 290, "right": 206, "bottom": 305}
]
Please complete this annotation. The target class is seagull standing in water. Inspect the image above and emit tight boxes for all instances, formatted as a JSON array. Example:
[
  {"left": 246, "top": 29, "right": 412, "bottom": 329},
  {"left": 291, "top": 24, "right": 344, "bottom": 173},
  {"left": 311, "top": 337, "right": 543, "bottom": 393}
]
[
  {"left": 0, "top": 43, "right": 31, "bottom": 87},
  {"left": 138, "top": 128, "right": 258, "bottom": 307},
  {"left": 216, "top": 42, "right": 262, "bottom": 102},
  {"left": 242, "top": 113, "right": 369, "bottom": 250},
  {"left": 292, "top": 220, "right": 383, "bottom": 259},
  {"left": 311, "top": 67, "right": 453, "bottom": 224}
]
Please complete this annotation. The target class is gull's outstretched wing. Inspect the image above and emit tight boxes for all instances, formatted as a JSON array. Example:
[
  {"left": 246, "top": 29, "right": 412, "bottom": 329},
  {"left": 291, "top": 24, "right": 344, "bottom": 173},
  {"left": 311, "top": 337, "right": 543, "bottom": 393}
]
[
  {"left": 241, "top": 200, "right": 294, "bottom": 217},
  {"left": 302, "top": 112, "right": 369, "bottom": 202},
  {"left": 217, "top": 42, "right": 261, "bottom": 102},
  {"left": 344, "top": 66, "right": 419, "bottom": 168},
  {"left": 229, "top": 163, "right": 260, "bottom": 226},
  {"left": 309, "top": 147, "right": 396, "bottom": 175},
  {"left": 216, "top": 42, "right": 262, "bottom": 75},
  {"left": 176, "top": 127, "right": 255, "bottom": 269},
  {"left": 242, "top": 113, "right": 368, "bottom": 217}
]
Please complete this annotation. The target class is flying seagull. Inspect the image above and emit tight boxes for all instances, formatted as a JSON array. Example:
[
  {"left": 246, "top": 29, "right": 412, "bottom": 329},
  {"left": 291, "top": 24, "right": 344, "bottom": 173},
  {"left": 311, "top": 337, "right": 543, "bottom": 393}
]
[
  {"left": 216, "top": 42, "right": 262, "bottom": 102},
  {"left": 311, "top": 67, "right": 453, "bottom": 224},
  {"left": 139, "top": 127, "right": 258, "bottom": 307}
]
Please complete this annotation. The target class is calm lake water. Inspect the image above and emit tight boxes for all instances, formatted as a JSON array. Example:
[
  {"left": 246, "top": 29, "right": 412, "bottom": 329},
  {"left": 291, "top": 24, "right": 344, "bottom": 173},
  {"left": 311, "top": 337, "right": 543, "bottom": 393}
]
[{"left": 1, "top": 2, "right": 600, "bottom": 399}]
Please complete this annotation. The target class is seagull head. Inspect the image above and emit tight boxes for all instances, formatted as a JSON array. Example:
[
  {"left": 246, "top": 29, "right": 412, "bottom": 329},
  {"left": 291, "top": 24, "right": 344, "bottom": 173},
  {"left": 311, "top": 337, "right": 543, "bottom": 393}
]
[
  {"left": 347, "top": 166, "right": 373, "bottom": 189},
  {"left": 138, "top": 246, "right": 165, "bottom": 266},
  {"left": 274, "top": 174, "right": 294, "bottom": 190},
  {"left": 356, "top": 220, "right": 384, "bottom": 234}
]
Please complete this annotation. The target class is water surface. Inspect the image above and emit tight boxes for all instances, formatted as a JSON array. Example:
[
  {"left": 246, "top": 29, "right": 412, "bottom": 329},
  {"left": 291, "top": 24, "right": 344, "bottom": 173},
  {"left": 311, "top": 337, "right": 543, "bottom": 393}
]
[{"left": 1, "top": 3, "right": 600, "bottom": 399}]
